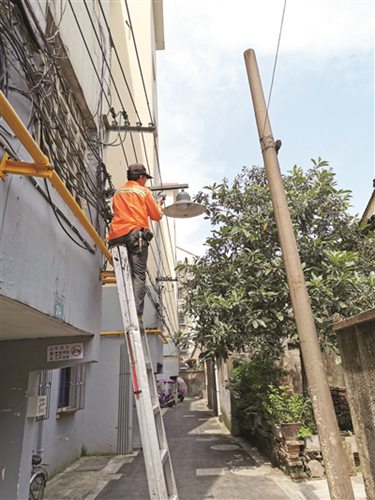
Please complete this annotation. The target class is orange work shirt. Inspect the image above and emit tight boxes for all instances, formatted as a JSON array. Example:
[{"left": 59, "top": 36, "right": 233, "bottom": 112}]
[{"left": 108, "top": 181, "right": 163, "bottom": 240}]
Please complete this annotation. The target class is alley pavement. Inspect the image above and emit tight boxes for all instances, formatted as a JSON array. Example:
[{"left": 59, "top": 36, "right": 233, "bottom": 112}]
[{"left": 45, "top": 398, "right": 366, "bottom": 500}]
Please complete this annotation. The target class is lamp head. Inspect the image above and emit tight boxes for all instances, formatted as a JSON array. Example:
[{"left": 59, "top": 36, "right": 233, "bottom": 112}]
[{"left": 163, "top": 190, "right": 205, "bottom": 218}]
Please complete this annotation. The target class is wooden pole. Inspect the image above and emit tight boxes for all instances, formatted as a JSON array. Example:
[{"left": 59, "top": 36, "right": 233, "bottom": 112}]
[{"left": 244, "top": 48, "right": 354, "bottom": 500}]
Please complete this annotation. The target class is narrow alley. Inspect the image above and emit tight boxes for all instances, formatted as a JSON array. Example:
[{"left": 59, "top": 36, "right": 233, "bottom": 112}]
[{"left": 44, "top": 398, "right": 366, "bottom": 500}]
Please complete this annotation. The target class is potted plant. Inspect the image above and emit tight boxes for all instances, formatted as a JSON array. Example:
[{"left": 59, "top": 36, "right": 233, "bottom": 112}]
[{"left": 262, "top": 385, "right": 309, "bottom": 440}]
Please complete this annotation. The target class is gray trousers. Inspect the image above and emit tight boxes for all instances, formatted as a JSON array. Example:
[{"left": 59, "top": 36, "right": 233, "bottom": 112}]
[
  {"left": 127, "top": 245, "right": 148, "bottom": 316},
  {"left": 108, "top": 234, "right": 149, "bottom": 316}
]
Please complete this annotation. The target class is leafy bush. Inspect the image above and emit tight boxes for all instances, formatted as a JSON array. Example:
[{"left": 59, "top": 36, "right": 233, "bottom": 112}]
[
  {"left": 229, "top": 357, "right": 284, "bottom": 426},
  {"left": 230, "top": 359, "right": 317, "bottom": 438},
  {"left": 262, "top": 384, "right": 317, "bottom": 437}
]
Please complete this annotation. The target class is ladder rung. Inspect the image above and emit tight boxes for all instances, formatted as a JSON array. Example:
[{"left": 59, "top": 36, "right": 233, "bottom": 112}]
[
  {"left": 160, "top": 448, "right": 169, "bottom": 464},
  {"left": 112, "top": 246, "right": 177, "bottom": 498},
  {"left": 153, "top": 404, "right": 160, "bottom": 415}
]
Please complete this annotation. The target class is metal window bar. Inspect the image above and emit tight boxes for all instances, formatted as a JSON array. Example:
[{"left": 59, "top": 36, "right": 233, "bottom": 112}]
[
  {"left": 36, "top": 370, "right": 52, "bottom": 421},
  {"left": 58, "top": 367, "right": 71, "bottom": 409},
  {"left": 57, "top": 365, "right": 86, "bottom": 412},
  {"left": 72, "top": 364, "right": 86, "bottom": 410}
]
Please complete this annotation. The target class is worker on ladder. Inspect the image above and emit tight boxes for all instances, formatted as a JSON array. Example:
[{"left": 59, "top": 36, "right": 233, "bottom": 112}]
[{"left": 107, "top": 163, "right": 164, "bottom": 325}]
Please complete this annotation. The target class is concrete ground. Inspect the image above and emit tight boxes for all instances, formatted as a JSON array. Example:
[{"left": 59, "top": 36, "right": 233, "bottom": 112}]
[{"left": 45, "top": 398, "right": 366, "bottom": 500}]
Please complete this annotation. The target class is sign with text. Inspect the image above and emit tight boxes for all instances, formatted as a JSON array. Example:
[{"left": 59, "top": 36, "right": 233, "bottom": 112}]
[{"left": 47, "top": 343, "right": 84, "bottom": 362}]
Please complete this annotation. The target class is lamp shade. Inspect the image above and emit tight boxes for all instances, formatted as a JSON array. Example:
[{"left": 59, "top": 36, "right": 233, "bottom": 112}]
[{"left": 163, "top": 191, "right": 205, "bottom": 218}]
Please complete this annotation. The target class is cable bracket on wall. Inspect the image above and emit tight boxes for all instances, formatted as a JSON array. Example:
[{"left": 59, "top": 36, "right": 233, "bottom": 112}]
[{"left": 102, "top": 115, "right": 155, "bottom": 133}]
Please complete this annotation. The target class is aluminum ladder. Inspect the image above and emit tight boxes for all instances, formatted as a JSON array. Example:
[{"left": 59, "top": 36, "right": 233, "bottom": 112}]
[{"left": 111, "top": 245, "right": 178, "bottom": 500}]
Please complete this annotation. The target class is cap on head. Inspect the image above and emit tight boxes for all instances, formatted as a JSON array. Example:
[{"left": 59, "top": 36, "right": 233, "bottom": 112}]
[{"left": 127, "top": 163, "right": 153, "bottom": 179}]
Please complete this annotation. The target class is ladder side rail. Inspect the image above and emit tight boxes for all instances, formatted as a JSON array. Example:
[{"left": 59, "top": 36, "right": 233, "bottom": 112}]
[
  {"left": 112, "top": 246, "right": 170, "bottom": 499},
  {"left": 142, "top": 328, "right": 178, "bottom": 496},
  {"left": 130, "top": 326, "right": 169, "bottom": 497},
  {"left": 142, "top": 335, "right": 162, "bottom": 407}
]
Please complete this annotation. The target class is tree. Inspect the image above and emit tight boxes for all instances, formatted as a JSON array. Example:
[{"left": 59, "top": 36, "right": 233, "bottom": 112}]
[{"left": 177, "top": 159, "right": 375, "bottom": 359}]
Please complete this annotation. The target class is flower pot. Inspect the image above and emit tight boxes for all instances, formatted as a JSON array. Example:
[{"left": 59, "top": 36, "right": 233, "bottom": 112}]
[{"left": 280, "top": 422, "right": 301, "bottom": 440}]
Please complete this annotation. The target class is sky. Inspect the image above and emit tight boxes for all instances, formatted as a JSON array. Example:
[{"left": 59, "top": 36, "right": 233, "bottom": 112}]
[{"left": 157, "top": 0, "right": 374, "bottom": 257}]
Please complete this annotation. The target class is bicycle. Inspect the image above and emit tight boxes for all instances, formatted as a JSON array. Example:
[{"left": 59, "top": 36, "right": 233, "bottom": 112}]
[{"left": 29, "top": 454, "right": 48, "bottom": 500}]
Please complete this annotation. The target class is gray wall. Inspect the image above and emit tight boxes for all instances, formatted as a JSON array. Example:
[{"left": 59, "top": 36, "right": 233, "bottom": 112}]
[
  {"left": 102, "top": 285, "right": 160, "bottom": 332},
  {"left": 147, "top": 334, "right": 163, "bottom": 374},
  {"left": 83, "top": 338, "right": 124, "bottom": 455},
  {"left": 35, "top": 337, "right": 128, "bottom": 477},
  {"left": 33, "top": 369, "right": 86, "bottom": 472},
  {"left": 335, "top": 309, "right": 375, "bottom": 499},
  {"left": 0, "top": 3, "right": 108, "bottom": 498},
  {"left": 1, "top": 173, "right": 103, "bottom": 338},
  {"left": 0, "top": 367, "right": 35, "bottom": 499},
  {"left": 24, "top": 331, "right": 164, "bottom": 482},
  {"left": 0, "top": 335, "right": 99, "bottom": 499},
  {"left": 216, "top": 358, "right": 232, "bottom": 430}
]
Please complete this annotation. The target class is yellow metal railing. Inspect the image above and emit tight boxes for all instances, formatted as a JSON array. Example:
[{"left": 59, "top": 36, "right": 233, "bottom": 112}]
[
  {"left": 101, "top": 329, "right": 168, "bottom": 343},
  {"left": 0, "top": 90, "right": 112, "bottom": 263}
]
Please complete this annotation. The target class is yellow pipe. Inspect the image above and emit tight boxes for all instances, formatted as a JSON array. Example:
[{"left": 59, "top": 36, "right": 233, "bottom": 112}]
[
  {"left": 0, "top": 155, "right": 53, "bottom": 179},
  {"left": 0, "top": 90, "right": 112, "bottom": 263},
  {"left": 0, "top": 91, "right": 50, "bottom": 167},
  {"left": 101, "top": 329, "right": 168, "bottom": 343}
]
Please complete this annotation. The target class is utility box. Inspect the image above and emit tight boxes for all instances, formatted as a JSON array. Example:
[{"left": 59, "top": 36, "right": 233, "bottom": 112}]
[
  {"left": 333, "top": 308, "right": 375, "bottom": 500},
  {"left": 27, "top": 395, "right": 47, "bottom": 418}
]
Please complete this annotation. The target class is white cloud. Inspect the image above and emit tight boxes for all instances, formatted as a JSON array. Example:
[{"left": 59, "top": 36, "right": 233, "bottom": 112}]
[
  {"left": 164, "top": 0, "right": 374, "bottom": 56},
  {"left": 157, "top": 0, "right": 374, "bottom": 255}
]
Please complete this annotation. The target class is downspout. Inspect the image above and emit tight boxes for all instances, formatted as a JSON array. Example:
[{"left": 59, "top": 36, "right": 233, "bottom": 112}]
[{"left": 214, "top": 358, "right": 221, "bottom": 417}]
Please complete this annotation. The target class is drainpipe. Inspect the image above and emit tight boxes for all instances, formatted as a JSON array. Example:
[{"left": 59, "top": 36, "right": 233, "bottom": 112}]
[{"left": 214, "top": 358, "right": 221, "bottom": 417}]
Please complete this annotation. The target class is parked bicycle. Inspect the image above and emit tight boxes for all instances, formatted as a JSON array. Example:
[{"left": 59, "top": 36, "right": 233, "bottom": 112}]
[{"left": 29, "top": 454, "right": 48, "bottom": 500}]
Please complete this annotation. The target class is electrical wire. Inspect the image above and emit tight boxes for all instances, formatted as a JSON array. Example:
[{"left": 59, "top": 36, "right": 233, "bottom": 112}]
[
  {"left": 67, "top": 0, "right": 112, "bottom": 111},
  {"left": 93, "top": 6, "right": 173, "bottom": 274},
  {"left": 0, "top": 1, "right": 112, "bottom": 208},
  {"left": 1, "top": 0, "right": 179, "bottom": 334},
  {"left": 43, "top": 178, "right": 95, "bottom": 253},
  {"left": 97, "top": 0, "right": 142, "bottom": 124},
  {"left": 123, "top": 3, "right": 153, "bottom": 122},
  {"left": 82, "top": 0, "right": 130, "bottom": 128},
  {"left": 94, "top": 0, "right": 178, "bottom": 301},
  {"left": 262, "top": 0, "right": 287, "bottom": 136},
  {"left": 37, "top": 178, "right": 95, "bottom": 253},
  {"left": 0, "top": 1, "right": 114, "bottom": 244},
  {"left": 121, "top": 3, "right": 176, "bottom": 264},
  {"left": 120, "top": 2, "right": 177, "bottom": 272},
  {"left": 72, "top": 0, "right": 138, "bottom": 163}
]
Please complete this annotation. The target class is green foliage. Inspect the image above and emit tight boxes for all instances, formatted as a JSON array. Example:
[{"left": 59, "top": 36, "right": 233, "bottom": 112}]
[
  {"left": 229, "top": 357, "right": 284, "bottom": 425},
  {"left": 230, "top": 360, "right": 316, "bottom": 437},
  {"left": 262, "top": 385, "right": 316, "bottom": 437},
  {"left": 178, "top": 159, "right": 375, "bottom": 358},
  {"left": 262, "top": 385, "right": 305, "bottom": 424}
]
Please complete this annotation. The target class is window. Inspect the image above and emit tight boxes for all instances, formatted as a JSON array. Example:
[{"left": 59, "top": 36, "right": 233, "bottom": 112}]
[
  {"left": 36, "top": 370, "right": 52, "bottom": 421},
  {"left": 57, "top": 364, "right": 86, "bottom": 414}
]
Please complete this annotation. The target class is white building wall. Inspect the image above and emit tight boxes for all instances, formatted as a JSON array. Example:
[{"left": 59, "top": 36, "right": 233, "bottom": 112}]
[
  {"left": 0, "top": 0, "right": 111, "bottom": 496},
  {"left": 106, "top": 0, "right": 179, "bottom": 338},
  {"left": 0, "top": 2, "right": 178, "bottom": 497}
]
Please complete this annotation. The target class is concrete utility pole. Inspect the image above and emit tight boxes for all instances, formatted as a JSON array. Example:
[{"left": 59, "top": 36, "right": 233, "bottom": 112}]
[{"left": 244, "top": 49, "right": 354, "bottom": 500}]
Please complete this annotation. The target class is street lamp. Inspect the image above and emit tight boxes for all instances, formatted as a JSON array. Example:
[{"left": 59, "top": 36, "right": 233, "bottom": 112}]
[{"left": 150, "top": 183, "right": 205, "bottom": 218}]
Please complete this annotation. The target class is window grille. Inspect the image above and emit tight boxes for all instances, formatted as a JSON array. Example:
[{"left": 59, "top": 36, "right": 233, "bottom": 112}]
[
  {"left": 57, "top": 364, "right": 86, "bottom": 414},
  {"left": 36, "top": 370, "right": 53, "bottom": 421}
]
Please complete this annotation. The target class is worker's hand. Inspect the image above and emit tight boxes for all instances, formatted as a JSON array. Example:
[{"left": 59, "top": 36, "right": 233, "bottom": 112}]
[{"left": 158, "top": 192, "right": 166, "bottom": 207}]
